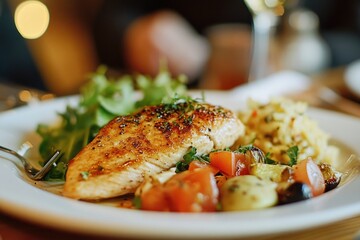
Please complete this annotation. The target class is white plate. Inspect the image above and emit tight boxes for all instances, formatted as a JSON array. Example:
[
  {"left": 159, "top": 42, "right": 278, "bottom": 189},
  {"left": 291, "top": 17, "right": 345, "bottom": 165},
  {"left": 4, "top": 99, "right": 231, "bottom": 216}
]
[{"left": 0, "top": 93, "right": 360, "bottom": 239}]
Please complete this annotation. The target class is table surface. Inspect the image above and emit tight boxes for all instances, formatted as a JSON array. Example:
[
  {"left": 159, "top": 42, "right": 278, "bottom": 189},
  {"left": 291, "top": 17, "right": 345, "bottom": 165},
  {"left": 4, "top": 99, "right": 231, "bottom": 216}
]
[{"left": 1, "top": 67, "right": 360, "bottom": 240}]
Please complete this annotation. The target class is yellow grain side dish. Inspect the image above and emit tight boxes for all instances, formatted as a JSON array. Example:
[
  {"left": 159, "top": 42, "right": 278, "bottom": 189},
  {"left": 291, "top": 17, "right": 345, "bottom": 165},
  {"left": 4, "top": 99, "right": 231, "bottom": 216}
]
[{"left": 236, "top": 98, "right": 339, "bottom": 166}]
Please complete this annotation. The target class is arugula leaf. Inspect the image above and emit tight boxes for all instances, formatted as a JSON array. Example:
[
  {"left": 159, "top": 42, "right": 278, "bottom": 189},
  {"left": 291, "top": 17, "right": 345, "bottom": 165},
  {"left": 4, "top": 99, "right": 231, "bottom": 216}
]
[
  {"left": 37, "top": 66, "right": 189, "bottom": 181},
  {"left": 97, "top": 77, "right": 135, "bottom": 116},
  {"left": 135, "top": 70, "right": 187, "bottom": 108},
  {"left": 287, "top": 146, "right": 299, "bottom": 166}
]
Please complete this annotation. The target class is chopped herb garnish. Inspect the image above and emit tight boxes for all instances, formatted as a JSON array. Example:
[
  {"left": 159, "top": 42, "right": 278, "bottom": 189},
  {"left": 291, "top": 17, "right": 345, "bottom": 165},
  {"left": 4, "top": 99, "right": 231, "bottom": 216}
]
[
  {"left": 216, "top": 202, "right": 222, "bottom": 211},
  {"left": 175, "top": 161, "right": 188, "bottom": 173},
  {"left": 234, "top": 144, "right": 254, "bottom": 154},
  {"left": 264, "top": 152, "right": 277, "bottom": 165},
  {"left": 133, "top": 196, "right": 142, "bottom": 209},
  {"left": 287, "top": 146, "right": 299, "bottom": 166},
  {"left": 183, "top": 147, "right": 197, "bottom": 162},
  {"left": 80, "top": 171, "right": 89, "bottom": 180},
  {"left": 175, "top": 147, "right": 209, "bottom": 173},
  {"left": 183, "top": 116, "right": 193, "bottom": 125},
  {"left": 161, "top": 95, "right": 202, "bottom": 117},
  {"left": 234, "top": 144, "right": 267, "bottom": 163}
]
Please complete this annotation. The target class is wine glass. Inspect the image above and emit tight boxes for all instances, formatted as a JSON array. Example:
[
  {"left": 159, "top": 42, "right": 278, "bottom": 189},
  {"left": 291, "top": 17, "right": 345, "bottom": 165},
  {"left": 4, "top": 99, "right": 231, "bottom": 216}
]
[{"left": 244, "top": 0, "right": 287, "bottom": 82}]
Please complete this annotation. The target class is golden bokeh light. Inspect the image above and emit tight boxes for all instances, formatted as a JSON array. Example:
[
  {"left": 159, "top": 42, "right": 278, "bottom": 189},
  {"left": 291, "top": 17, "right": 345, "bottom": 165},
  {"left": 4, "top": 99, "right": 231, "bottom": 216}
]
[
  {"left": 14, "top": 0, "right": 50, "bottom": 39},
  {"left": 18, "top": 90, "right": 32, "bottom": 102}
]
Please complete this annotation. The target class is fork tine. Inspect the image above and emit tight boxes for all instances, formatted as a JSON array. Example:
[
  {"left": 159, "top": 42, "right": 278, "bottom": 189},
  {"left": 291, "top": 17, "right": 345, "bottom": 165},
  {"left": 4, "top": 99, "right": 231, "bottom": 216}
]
[{"left": 31, "top": 150, "right": 62, "bottom": 180}]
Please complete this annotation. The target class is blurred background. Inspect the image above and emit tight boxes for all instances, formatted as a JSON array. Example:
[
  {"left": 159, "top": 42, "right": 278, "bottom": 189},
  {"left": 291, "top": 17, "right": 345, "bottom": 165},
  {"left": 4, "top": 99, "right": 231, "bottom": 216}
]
[{"left": 1, "top": 0, "right": 360, "bottom": 96}]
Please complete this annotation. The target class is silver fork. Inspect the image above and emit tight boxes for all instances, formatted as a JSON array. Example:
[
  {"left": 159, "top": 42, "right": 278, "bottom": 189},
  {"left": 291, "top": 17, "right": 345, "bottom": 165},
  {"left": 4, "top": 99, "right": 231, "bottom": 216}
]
[{"left": 0, "top": 145, "right": 61, "bottom": 180}]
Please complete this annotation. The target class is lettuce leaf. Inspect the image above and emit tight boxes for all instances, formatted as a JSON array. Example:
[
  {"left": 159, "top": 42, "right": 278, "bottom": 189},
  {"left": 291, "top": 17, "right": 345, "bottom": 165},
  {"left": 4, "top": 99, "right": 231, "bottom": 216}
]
[{"left": 37, "top": 66, "right": 188, "bottom": 181}]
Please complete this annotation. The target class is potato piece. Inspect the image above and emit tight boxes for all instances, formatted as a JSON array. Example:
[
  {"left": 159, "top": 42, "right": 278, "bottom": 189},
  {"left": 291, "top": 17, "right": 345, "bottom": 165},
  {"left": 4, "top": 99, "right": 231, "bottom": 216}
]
[
  {"left": 220, "top": 175, "right": 278, "bottom": 211},
  {"left": 250, "top": 163, "right": 292, "bottom": 183}
]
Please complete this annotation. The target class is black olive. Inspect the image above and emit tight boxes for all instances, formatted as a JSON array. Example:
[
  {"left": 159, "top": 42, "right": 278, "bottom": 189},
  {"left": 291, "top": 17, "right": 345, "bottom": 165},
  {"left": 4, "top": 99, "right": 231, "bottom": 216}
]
[
  {"left": 278, "top": 182, "right": 313, "bottom": 205},
  {"left": 319, "top": 163, "right": 342, "bottom": 192},
  {"left": 324, "top": 176, "right": 341, "bottom": 192}
]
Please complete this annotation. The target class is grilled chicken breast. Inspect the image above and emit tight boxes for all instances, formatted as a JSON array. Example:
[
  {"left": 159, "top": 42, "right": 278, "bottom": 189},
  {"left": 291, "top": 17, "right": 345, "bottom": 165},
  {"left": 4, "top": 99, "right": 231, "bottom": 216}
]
[{"left": 63, "top": 101, "right": 244, "bottom": 200}]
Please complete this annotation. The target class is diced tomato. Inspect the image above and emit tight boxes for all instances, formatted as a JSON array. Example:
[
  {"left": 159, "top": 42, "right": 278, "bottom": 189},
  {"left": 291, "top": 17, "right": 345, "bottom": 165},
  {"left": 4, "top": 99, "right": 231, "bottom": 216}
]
[
  {"left": 165, "top": 167, "right": 219, "bottom": 212},
  {"left": 140, "top": 167, "right": 219, "bottom": 212},
  {"left": 209, "top": 151, "right": 234, "bottom": 176},
  {"left": 164, "top": 173, "right": 199, "bottom": 212},
  {"left": 234, "top": 153, "right": 251, "bottom": 176},
  {"left": 209, "top": 151, "right": 250, "bottom": 176},
  {"left": 140, "top": 185, "right": 169, "bottom": 211},
  {"left": 293, "top": 158, "right": 325, "bottom": 197},
  {"left": 189, "top": 160, "right": 219, "bottom": 174},
  {"left": 189, "top": 160, "right": 209, "bottom": 170},
  {"left": 185, "top": 167, "right": 219, "bottom": 204}
]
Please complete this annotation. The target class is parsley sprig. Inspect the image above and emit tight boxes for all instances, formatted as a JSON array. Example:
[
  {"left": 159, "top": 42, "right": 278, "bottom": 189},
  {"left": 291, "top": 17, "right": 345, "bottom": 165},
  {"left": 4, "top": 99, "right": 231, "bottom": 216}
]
[
  {"left": 264, "top": 152, "right": 277, "bottom": 165},
  {"left": 175, "top": 147, "right": 210, "bottom": 173},
  {"left": 287, "top": 146, "right": 299, "bottom": 166},
  {"left": 264, "top": 146, "right": 299, "bottom": 166}
]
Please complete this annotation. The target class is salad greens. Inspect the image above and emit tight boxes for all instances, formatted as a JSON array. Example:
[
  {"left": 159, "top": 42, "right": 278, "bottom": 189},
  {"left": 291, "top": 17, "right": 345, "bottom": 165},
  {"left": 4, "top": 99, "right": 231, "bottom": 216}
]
[{"left": 37, "top": 66, "right": 188, "bottom": 181}]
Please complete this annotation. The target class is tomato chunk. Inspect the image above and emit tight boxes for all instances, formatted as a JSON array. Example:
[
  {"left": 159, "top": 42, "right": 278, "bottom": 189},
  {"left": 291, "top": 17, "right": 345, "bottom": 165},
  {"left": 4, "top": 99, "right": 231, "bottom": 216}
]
[
  {"left": 210, "top": 151, "right": 234, "bottom": 176},
  {"left": 141, "top": 185, "right": 169, "bottom": 211},
  {"left": 234, "top": 153, "right": 251, "bottom": 176},
  {"left": 189, "top": 160, "right": 207, "bottom": 170},
  {"left": 140, "top": 167, "right": 219, "bottom": 212},
  {"left": 189, "top": 160, "right": 219, "bottom": 174},
  {"left": 293, "top": 158, "right": 325, "bottom": 197},
  {"left": 209, "top": 151, "right": 250, "bottom": 176}
]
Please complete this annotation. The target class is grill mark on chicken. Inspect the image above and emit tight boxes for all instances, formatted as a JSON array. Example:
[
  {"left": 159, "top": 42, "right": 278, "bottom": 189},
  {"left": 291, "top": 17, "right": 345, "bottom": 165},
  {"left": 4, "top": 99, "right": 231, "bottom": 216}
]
[{"left": 63, "top": 102, "right": 244, "bottom": 200}]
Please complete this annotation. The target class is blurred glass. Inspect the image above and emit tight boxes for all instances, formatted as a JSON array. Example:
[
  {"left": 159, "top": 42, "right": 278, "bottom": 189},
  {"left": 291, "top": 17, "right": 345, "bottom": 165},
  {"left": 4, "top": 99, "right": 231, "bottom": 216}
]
[
  {"left": 200, "top": 24, "right": 252, "bottom": 90},
  {"left": 245, "top": 0, "right": 287, "bottom": 81}
]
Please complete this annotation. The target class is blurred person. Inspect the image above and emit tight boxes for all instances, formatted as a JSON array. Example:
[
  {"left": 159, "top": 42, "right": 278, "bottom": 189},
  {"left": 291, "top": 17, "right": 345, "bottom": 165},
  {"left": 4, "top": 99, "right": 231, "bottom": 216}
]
[
  {"left": 2, "top": 0, "right": 252, "bottom": 95},
  {"left": 124, "top": 10, "right": 209, "bottom": 82},
  {"left": 86, "top": 0, "right": 360, "bottom": 86},
  {"left": 92, "top": 0, "right": 252, "bottom": 86},
  {"left": 2, "top": 0, "right": 360, "bottom": 96}
]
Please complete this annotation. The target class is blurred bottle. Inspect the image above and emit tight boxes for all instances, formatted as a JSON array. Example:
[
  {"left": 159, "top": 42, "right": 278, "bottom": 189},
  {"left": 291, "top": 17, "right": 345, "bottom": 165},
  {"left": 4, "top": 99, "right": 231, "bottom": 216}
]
[{"left": 280, "top": 9, "right": 330, "bottom": 75}]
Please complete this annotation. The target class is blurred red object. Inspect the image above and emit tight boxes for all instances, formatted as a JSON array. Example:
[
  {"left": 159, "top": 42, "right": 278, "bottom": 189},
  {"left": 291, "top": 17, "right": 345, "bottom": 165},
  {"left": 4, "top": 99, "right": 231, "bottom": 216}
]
[
  {"left": 124, "top": 10, "right": 209, "bottom": 82},
  {"left": 200, "top": 24, "right": 252, "bottom": 90}
]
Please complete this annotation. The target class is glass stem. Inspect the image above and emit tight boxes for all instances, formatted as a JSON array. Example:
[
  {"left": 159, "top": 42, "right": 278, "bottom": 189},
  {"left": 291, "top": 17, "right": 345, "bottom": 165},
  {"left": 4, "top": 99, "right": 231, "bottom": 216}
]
[{"left": 248, "top": 12, "right": 278, "bottom": 82}]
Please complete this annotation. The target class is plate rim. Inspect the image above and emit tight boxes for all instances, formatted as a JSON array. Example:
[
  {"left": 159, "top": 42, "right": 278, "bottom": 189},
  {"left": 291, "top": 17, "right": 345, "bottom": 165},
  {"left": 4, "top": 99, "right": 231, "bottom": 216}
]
[{"left": 0, "top": 92, "right": 360, "bottom": 238}]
